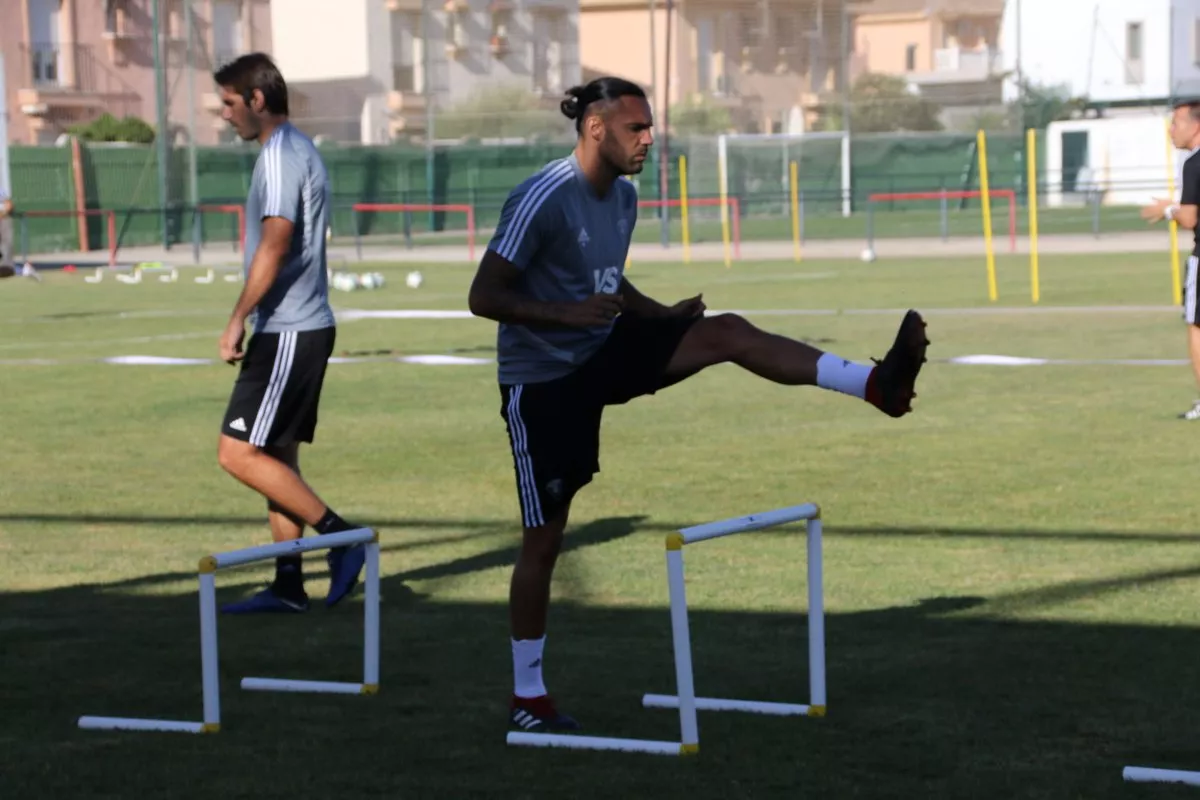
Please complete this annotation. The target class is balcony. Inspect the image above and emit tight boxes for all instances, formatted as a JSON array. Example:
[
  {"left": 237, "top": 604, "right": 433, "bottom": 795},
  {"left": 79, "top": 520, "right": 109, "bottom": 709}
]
[
  {"left": 17, "top": 43, "right": 107, "bottom": 113},
  {"left": 387, "top": 87, "right": 428, "bottom": 138},
  {"left": 909, "top": 47, "right": 1004, "bottom": 84}
]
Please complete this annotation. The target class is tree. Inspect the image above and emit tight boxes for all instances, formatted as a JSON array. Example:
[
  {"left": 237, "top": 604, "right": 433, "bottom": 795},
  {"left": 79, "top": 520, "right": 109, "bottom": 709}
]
[
  {"left": 1014, "top": 80, "right": 1087, "bottom": 129},
  {"left": 668, "top": 95, "right": 734, "bottom": 135},
  {"left": 67, "top": 113, "right": 156, "bottom": 144},
  {"left": 821, "top": 73, "right": 943, "bottom": 133},
  {"left": 434, "top": 85, "right": 573, "bottom": 141}
]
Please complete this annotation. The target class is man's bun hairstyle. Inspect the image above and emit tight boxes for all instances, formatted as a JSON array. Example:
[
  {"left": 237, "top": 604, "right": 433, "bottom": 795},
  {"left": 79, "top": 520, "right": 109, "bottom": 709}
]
[{"left": 560, "top": 77, "right": 647, "bottom": 133}]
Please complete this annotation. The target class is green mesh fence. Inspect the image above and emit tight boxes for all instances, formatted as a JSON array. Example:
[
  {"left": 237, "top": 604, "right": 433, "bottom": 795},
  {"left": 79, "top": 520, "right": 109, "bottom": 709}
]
[{"left": 5, "top": 128, "right": 1150, "bottom": 257}]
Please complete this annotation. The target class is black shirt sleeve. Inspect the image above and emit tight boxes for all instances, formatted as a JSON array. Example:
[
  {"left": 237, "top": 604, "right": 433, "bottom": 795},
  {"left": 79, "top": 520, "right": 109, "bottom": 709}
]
[{"left": 1182, "top": 153, "right": 1200, "bottom": 207}]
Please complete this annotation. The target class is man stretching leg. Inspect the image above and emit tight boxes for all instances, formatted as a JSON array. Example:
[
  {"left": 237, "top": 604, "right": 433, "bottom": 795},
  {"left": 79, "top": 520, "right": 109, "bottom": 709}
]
[{"left": 468, "top": 76, "right": 930, "bottom": 731}]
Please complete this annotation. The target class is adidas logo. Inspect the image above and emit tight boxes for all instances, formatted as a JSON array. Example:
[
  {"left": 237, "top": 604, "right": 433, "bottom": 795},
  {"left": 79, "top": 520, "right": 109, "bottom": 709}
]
[
  {"left": 577, "top": 227, "right": 590, "bottom": 249},
  {"left": 511, "top": 709, "right": 542, "bottom": 730},
  {"left": 228, "top": 417, "right": 248, "bottom": 432}
]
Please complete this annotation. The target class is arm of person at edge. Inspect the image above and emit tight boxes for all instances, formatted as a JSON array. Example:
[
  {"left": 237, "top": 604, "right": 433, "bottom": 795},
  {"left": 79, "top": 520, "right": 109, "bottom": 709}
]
[
  {"left": 468, "top": 251, "right": 705, "bottom": 328},
  {"left": 0, "top": 196, "right": 12, "bottom": 218},
  {"left": 1142, "top": 159, "right": 1200, "bottom": 230},
  {"left": 219, "top": 216, "right": 292, "bottom": 364}
]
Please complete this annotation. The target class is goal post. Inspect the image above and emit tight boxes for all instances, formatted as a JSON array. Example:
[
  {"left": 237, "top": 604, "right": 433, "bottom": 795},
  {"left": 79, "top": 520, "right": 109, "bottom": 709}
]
[
  {"left": 350, "top": 203, "right": 476, "bottom": 262},
  {"left": 716, "top": 131, "right": 852, "bottom": 224}
]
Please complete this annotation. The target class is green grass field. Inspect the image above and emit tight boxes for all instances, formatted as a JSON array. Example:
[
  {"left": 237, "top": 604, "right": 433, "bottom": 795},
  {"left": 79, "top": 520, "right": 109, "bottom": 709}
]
[{"left": 5, "top": 251, "right": 1200, "bottom": 798}]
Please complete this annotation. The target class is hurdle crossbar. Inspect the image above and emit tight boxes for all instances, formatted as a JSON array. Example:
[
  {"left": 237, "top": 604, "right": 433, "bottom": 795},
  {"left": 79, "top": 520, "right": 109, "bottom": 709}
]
[
  {"left": 507, "top": 502, "right": 824, "bottom": 757},
  {"left": 78, "top": 528, "right": 380, "bottom": 734}
]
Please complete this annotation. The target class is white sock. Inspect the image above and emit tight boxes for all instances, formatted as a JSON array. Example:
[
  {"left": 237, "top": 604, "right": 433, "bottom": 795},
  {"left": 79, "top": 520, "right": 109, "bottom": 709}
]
[
  {"left": 816, "top": 352, "right": 873, "bottom": 399},
  {"left": 512, "top": 636, "right": 547, "bottom": 698}
]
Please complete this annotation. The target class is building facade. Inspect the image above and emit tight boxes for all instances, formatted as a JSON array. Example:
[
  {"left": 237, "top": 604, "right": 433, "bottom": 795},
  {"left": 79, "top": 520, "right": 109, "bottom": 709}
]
[
  {"left": 270, "top": 0, "right": 581, "bottom": 143},
  {"left": 1000, "top": 0, "right": 1200, "bottom": 107},
  {"left": 2, "top": 0, "right": 271, "bottom": 145},
  {"left": 580, "top": 0, "right": 851, "bottom": 135}
]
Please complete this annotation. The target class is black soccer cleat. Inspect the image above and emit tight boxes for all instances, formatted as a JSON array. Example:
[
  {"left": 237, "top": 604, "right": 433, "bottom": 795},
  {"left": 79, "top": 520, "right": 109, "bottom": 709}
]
[
  {"left": 509, "top": 695, "right": 581, "bottom": 733},
  {"left": 865, "top": 309, "right": 930, "bottom": 418}
]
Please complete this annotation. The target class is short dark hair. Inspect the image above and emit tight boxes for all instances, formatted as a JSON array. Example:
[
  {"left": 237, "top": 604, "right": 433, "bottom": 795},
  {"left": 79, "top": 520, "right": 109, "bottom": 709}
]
[
  {"left": 214, "top": 52, "right": 289, "bottom": 115},
  {"left": 560, "top": 77, "right": 647, "bottom": 133}
]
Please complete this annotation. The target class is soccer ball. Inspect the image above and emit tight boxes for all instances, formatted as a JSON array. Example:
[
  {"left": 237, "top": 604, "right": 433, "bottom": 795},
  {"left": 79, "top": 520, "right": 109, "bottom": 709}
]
[
  {"left": 406, "top": 270, "right": 424, "bottom": 289},
  {"left": 331, "top": 271, "right": 358, "bottom": 292},
  {"left": 860, "top": 248, "right": 877, "bottom": 263},
  {"left": 358, "top": 272, "right": 386, "bottom": 290}
]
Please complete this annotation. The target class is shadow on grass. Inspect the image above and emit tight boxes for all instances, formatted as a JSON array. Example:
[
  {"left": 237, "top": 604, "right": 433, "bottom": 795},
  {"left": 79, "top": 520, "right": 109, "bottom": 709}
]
[
  {"left": 4, "top": 511, "right": 1200, "bottom": 547},
  {"left": 4, "top": 520, "right": 1200, "bottom": 799}
]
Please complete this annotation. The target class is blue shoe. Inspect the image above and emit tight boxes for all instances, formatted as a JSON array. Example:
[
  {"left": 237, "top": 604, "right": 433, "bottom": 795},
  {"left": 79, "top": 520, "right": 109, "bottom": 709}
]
[
  {"left": 325, "top": 543, "right": 366, "bottom": 608},
  {"left": 221, "top": 586, "right": 309, "bottom": 614}
]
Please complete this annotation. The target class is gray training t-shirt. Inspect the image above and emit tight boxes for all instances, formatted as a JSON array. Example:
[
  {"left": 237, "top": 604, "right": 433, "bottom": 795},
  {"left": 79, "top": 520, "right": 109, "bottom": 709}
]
[
  {"left": 488, "top": 153, "right": 638, "bottom": 385},
  {"left": 244, "top": 122, "right": 336, "bottom": 335}
]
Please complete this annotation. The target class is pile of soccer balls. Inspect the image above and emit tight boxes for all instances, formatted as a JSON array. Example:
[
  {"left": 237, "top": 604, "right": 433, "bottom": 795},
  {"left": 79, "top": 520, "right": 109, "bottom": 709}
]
[{"left": 330, "top": 270, "right": 387, "bottom": 292}]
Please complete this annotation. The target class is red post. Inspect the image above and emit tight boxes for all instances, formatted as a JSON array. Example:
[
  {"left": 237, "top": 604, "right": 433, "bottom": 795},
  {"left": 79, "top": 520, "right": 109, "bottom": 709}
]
[
  {"left": 107, "top": 211, "right": 117, "bottom": 267},
  {"left": 730, "top": 198, "right": 741, "bottom": 260},
  {"left": 466, "top": 205, "right": 476, "bottom": 263}
]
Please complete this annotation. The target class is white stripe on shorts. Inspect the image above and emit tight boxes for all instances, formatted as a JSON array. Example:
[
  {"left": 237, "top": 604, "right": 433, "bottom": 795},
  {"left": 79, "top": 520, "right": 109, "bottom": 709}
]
[
  {"left": 506, "top": 385, "right": 545, "bottom": 528},
  {"left": 1187, "top": 256, "right": 1198, "bottom": 324},
  {"left": 249, "top": 331, "right": 297, "bottom": 447}
]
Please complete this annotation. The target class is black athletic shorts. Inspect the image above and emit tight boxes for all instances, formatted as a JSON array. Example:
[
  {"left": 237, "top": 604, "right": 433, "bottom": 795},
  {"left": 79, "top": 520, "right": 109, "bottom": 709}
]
[
  {"left": 221, "top": 326, "right": 336, "bottom": 448},
  {"left": 498, "top": 313, "right": 699, "bottom": 529}
]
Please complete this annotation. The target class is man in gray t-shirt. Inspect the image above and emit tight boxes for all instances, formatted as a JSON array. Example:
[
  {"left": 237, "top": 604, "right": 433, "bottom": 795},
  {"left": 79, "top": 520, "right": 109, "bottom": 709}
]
[
  {"left": 469, "top": 77, "right": 931, "bottom": 735},
  {"left": 211, "top": 53, "right": 364, "bottom": 617}
]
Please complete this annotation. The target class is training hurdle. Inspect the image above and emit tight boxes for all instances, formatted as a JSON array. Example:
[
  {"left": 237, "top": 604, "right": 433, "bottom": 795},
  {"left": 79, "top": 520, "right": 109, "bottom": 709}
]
[
  {"left": 78, "top": 528, "right": 380, "bottom": 734},
  {"left": 193, "top": 266, "right": 242, "bottom": 284},
  {"left": 507, "top": 503, "right": 824, "bottom": 756}
]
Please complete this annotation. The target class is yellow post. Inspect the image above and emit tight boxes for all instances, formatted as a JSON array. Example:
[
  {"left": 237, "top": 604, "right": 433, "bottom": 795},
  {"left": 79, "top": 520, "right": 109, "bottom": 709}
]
[
  {"left": 679, "top": 155, "right": 691, "bottom": 264},
  {"left": 1167, "top": 117, "right": 1183, "bottom": 304},
  {"left": 717, "top": 153, "right": 732, "bottom": 268},
  {"left": 1026, "top": 128, "right": 1040, "bottom": 304},
  {"left": 977, "top": 129, "right": 998, "bottom": 302},
  {"left": 790, "top": 160, "right": 801, "bottom": 263}
]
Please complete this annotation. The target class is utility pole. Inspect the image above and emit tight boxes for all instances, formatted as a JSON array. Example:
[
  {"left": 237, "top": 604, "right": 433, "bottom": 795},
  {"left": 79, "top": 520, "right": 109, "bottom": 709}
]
[
  {"left": 423, "top": 0, "right": 436, "bottom": 232},
  {"left": 659, "top": 0, "right": 672, "bottom": 245},
  {"left": 152, "top": 0, "right": 171, "bottom": 249},
  {"left": 650, "top": 0, "right": 668, "bottom": 248},
  {"left": 186, "top": 0, "right": 200, "bottom": 262}
]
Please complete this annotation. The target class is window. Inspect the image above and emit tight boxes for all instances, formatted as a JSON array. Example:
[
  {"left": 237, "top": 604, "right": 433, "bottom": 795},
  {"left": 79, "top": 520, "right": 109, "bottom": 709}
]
[
  {"left": 905, "top": 43, "right": 917, "bottom": 72},
  {"left": 390, "top": 11, "right": 421, "bottom": 92},
  {"left": 532, "top": 11, "right": 565, "bottom": 94},
  {"left": 1126, "top": 21, "right": 1144, "bottom": 84}
]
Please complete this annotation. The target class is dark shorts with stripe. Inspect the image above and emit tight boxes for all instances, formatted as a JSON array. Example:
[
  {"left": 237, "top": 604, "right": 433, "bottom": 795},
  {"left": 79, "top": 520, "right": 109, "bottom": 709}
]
[
  {"left": 498, "top": 314, "right": 699, "bottom": 529},
  {"left": 221, "top": 326, "right": 336, "bottom": 448}
]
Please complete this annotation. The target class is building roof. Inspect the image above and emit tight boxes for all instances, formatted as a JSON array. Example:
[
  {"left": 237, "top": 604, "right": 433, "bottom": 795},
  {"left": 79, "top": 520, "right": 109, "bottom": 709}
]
[{"left": 850, "top": 0, "right": 1006, "bottom": 16}]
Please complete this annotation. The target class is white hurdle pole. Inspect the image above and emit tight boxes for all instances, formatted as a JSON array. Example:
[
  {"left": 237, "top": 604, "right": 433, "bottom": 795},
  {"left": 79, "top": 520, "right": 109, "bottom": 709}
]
[
  {"left": 77, "top": 572, "right": 222, "bottom": 734},
  {"left": 666, "top": 537, "right": 701, "bottom": 752},
  {"left": 506, "top": 732, "right": 686, "bottom": 755},
  {"left": 807, "top": 516, "right": 826, "bottom": 714},
  {"left": 1124, "top": 767, "right": 1200, "bottom": 786},
  {"left": 642, "top": 503, "right": 827, "bottom": 726},
  {"left": 238, "top": 528, "right": 380, "bottom": 695},
  {"left": 79, "top": 528, "right": 378, "bottom": 733},
  {"left": 363, "top": 538, "right": 381, "bottom": 692}
]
